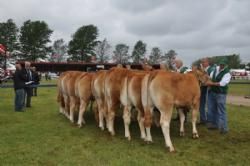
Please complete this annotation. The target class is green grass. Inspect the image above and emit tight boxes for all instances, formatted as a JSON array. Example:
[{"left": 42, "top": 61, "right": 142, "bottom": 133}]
[
  {"left": 0, "top": 88, "right": 250, "bottom": 165},
  {"left": 228, "top": 83, "right": 250, "bottom": 96}
]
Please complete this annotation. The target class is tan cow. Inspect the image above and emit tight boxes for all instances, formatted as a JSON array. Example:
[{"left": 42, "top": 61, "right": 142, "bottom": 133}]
[
  {"left": 120, "top": 70, "right": 150, "bottom": 140},
  {"left": 58, "top": 71, "right": 79, "bottom": 118},
  {"left": 61, "top": 71, "right": 83, "bottom": 122},
  {"left": 141, "top": 69, "right": 209, "bottom": 152},
  {"left": 105, "top": 67, "right": 129, "bottom": 135},
  {"left": 57, "top": 71, "right": 69, "bottom": 116},
  {"left": 92, "top": 70, "right": 108, "bottom": 130},
  {"left": 74, "top": 72, "right": 96, "bottom": 127}
]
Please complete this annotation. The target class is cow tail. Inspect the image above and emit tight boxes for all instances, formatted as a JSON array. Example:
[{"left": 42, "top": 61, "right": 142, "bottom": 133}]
[
  {"left": 91, "top": 73, "right": 96, "bottom": 100},
  {"left": 144, "top": 71, "right": 157, "bottom": 127}
]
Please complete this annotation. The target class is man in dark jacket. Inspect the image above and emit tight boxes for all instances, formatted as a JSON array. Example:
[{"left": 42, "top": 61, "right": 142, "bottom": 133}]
[
  {"left": 31, "top": 67, "right": 40, "bottom": 96},
  {"left": 13, "top": 63, "right": 26, "bottom": 112},
  {"left": 23, "top": 61, "right": 33, "bottom": 107}
]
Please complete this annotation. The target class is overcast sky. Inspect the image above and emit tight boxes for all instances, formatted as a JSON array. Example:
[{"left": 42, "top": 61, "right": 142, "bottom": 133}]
[{"left": 1, "top": 0, "right": 250, "bottom": 65}]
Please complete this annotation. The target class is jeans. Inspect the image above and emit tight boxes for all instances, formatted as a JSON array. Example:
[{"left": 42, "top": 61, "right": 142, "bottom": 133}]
[
  {"left": 199, "top": 86, "right": 208, "bottom": 122},
  {"left": 15, "top": 89, "right": 25, "bottom": 111},
  {"left": 207, "top": 91, "right": 228, "bottom": 132}
]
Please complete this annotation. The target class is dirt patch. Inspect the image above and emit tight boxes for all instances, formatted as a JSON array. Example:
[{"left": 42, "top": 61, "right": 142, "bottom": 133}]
[{"left": 227, "top": 95, "right": 250, "bottom": 107}]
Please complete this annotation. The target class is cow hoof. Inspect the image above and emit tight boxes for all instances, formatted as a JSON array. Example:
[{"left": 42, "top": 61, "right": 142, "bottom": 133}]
[
  {"left": 169, "top": 148, "right": 176, "bottom": 153},
  {"left": 126, "top": 136, "right": 131, "bottom": 141},
  {"left": 110, "top": 131, "right": 115, "bottom": 136},
  {"left": 192, "top": 133, "right": 199, "bottom": 139},
  {"left": 100, "top": 126, "right": 105, "bottom": 131},
  {"left": 78, "top": 124, "right": 82, "bottom": 128},
  {"left": 141, "top": 136, "right": 146, "bottom": 140},
  {"left": 145, "top": 140, "right": 153, "bottom": 144},
  {"left": 180, "top": 132, "right": 185, "bottom": 137}
]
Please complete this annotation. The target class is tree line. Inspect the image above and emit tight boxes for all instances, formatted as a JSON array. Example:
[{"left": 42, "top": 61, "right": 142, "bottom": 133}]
[
  {"left": 0, "top": 19, "right": 247, "bottom": 69},
  {"left": 0, "top": 19, "right": 175, "bottom": 64}
]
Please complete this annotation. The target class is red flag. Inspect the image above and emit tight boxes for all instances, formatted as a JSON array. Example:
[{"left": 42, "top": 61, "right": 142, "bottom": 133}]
[{"left": 0, "top": 44, "right": 6, "bottom": 54}]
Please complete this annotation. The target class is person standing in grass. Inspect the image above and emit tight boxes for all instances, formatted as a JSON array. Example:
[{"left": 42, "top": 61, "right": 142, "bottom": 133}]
[
  {"left": 31, "top": 67, "right": 40, "bottom": 96},
  {"left": 13, "top": 62, "right": 26, "bottom": 112},
  {"left": 23, "top": 61, "right": 33, "bottom": 107},
  {"left": 206, "top": 59, "right": 231, "bottom": 134},
  {"left": 198, "top": 58, "right": 216, "bottom": 125}
]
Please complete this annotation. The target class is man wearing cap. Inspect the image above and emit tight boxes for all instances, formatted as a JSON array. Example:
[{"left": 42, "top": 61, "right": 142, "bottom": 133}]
[
  {"left": 206, "top": 59, "right": 231, "bottom": 134},
  {"left": 198, "top": 58, "right": 216, "bottom": 125}
]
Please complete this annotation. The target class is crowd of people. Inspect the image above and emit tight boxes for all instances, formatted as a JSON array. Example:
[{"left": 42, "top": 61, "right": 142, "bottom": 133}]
[{"left": 13, "top": 61, "right": 40, "bottom": 112}]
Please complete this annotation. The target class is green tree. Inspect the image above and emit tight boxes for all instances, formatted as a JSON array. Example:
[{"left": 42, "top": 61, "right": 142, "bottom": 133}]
[
  {"left": 131, "top": 40, "right": 146, "bottom": 64},
  {"left": 51, "top": 39, "right": 68, "bottom": 62},
  {"left": 94, "top": 38, "right": 111, "bottom": 63},
  {"left": 149, "top": 47, "right": 162, "bottom": 64},
  {"left": 0, "top": 19, "right": 19, "bottom": 58},
  {"left": 113, "top": 43, "right": 129, "bottom": 64},
  {"left": 192, "top": 54, "right": 242, "bottom": 69},
  {"left": 68, "top": 25, "right": 99, "bottom": 62},
  {"left": 19, "top": 20, "right": 53, "bottom": 61}
]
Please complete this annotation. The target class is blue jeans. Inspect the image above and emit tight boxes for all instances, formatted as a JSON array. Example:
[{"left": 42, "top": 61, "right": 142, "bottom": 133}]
[
  {"left": 199, "top": 86, "right": 208, "bottom": 122},
  {"left": 15, "top": 89, "right": 25, "bottom": 111},
  {"left": 207, "top": 91, "right": 228, "bottom": 132}
]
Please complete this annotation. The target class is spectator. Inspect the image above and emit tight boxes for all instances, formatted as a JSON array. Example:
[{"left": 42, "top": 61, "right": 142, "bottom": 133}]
[
  {"left": 13, "top": 62, "right": 26, "bottom": 112},
  {"left": 31, "top": 67, "right": 40, "bottom": 96},
  {"left": 23, "top": 61, "right": 33, "bottom": 107},
  {"left": 198, "top": 58, "right": 216, "bottom": 125},
  {"left": 206, "top": 59, "right": 231, "bottom": 134}
]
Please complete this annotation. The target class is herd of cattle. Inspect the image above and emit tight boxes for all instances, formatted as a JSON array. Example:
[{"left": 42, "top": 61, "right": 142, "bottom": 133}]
[{"left": 57, "top": 65, "right": 210, "bottom": 152}]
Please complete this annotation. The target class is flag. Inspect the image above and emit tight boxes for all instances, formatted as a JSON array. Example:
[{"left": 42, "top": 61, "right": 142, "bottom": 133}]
[{"left": 0, "top": 44, "right": 6, "bottom": 54}]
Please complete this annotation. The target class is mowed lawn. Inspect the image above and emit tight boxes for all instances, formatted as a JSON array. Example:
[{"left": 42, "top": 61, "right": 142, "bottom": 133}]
[
  {"left": 0, "top": 87, "right": 250, "bottom": 165},
  {"left": 228, "top": 83, "right": 250, "bottom": 96}
]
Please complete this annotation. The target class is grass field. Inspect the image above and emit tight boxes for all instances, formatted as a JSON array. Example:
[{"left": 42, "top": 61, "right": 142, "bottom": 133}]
[
  {"left": 228, "top": 83, "right": 250, "bottom": 96},
  {"left": 0, "top": 87, "right": 250, "bottom": 165}
]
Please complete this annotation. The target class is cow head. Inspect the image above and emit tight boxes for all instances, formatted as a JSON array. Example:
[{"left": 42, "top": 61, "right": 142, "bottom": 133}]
[{"left": 192, "top": 69, "right": 211, "bottom": 85}]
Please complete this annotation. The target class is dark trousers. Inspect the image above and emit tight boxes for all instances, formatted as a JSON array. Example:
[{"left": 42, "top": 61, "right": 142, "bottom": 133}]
[
  {"left": 15, "top": 89, "right": 25, "bottom": 111},
  {"left": 33, "top": 87, "right": 37, "bottom": 96},
  {"left": 24, "top": 87, "right": 32, "bottom": 107},
  {"left": 199, "top": 86, "right": 208, "bottom": 123}
]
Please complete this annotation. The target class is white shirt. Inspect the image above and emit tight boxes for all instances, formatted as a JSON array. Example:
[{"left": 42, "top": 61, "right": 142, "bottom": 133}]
[{"left": 210, "top": 66, "right": 231, "bottom": 86}]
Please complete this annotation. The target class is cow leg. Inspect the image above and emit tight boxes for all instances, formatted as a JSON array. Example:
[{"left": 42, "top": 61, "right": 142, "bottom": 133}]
[
  {"left": 63, "top": 95, "right": 70, "bottom": 119},
  {"left": 107, "top": 103, "right": 116, "bottom": 136},
  {"left": 137, "top": 109, "right": 146, "bottom": 140},
  {"left": 123, "top": 106, "right": 132, "bottom": 140},
  {"left": 160, "top": 108, "right": 175, "bottom": 152},
  {"left": 97, "top": 100, "right": 105, "bottom": 130},
  {"left": 144, "top": 107, "right": 154, "bottom": 142},
  {"left": 178, "top": 108, "right": 185, "bottom": 137},
  {"left": 77, "top": 100, "right": 87, "bottom": 127},
  {"left": 58, "top": 93, "right": 65, "bottom": 114},
  {"left": 69, "top": 97, "right": 76, "bottom": 123},
  {"left": 92, "top": 101, "right": 99, "bottom": 125},
  {"left": 191, "top": 107, "right": 199, "bottom": 138}
]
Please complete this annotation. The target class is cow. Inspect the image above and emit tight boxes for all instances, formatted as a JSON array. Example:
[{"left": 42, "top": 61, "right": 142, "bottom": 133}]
[
  {"left": 141, "top": 69, "right": 210, "bottom": 152},
  {"left": 120, "top": 70, "right": 150, "bottom": 140},
  {"left": 57, "top": 71, "right": 69, "bottom": 116},
  {"left": 61, "top": 71, "right": 83, "bottom": 122},
  {"left": 74, "top": 72, "right": 96, "bottom": 127},
  {"left": 105, "top": 67, "right": 129, "bottom": 135},
  {"left": 57, "top": 71, "right": 79, "bottom": 118},
  {"left": 92, "top": 70, "right": 108, "bottom": 130}
]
